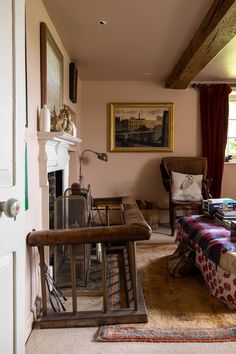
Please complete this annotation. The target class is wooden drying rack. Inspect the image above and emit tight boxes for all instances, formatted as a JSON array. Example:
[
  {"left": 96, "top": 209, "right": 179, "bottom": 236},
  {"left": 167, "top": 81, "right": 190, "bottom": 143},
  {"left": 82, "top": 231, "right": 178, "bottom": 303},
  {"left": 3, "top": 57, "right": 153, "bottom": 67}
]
[{"left": 27, "top": 196, "right": 152, "bottom": 328}]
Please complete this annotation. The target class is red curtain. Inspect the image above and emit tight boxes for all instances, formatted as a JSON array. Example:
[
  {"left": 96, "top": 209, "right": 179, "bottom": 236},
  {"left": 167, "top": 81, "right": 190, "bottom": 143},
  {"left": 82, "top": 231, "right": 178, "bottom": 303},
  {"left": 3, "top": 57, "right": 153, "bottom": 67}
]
[{"left": 200, "top": 84, "right": 232, "bottom": 197}]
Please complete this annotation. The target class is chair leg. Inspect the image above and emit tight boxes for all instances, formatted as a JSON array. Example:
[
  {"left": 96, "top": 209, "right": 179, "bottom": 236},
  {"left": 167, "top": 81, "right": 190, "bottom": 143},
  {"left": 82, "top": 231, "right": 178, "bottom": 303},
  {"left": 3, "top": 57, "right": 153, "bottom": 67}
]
[
  {"left": 169, "top": 206, "right": 175, "bottom": 236},
  {"left": 199, "top": 206, "right": 204, "bottom": 215}
]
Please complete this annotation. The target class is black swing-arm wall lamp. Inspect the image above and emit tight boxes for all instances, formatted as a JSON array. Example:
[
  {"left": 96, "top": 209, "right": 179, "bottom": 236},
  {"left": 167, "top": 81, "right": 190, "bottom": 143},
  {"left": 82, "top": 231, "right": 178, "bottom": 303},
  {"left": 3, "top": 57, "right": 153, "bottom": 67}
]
[{"left": 79, "top": 149, "right": 108, "bottom": 187}]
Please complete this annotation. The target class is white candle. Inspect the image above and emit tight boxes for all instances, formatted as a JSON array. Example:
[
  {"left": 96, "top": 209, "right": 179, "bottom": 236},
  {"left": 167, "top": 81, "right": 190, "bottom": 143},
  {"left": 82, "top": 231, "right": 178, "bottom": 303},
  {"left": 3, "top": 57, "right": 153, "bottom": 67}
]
[{"left": 40, "top": 105, "right": 51, "bottom": 132}]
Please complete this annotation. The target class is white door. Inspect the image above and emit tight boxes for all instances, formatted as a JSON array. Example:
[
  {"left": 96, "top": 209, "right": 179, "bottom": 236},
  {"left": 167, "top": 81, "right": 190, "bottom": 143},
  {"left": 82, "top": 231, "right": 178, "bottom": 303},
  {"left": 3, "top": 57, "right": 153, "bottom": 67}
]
[{"left": 0, "top": 0, "right": 26, "bottom": 353}]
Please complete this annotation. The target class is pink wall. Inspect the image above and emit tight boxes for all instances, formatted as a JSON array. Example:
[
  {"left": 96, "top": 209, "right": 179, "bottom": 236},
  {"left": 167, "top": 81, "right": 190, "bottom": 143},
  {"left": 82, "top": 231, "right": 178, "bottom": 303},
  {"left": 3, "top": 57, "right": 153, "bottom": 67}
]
[
  {"left": 222, "top": 163, "right": 236, "bottom": 199},
  {"left": 81, "top": 81, "right": 201, "bottom": 210},
  {"left": 26, "top": 0, "right": 81, "bottom": 231},
  {"left": 25, "top": 0, "right": 81, "bottom": 339}
]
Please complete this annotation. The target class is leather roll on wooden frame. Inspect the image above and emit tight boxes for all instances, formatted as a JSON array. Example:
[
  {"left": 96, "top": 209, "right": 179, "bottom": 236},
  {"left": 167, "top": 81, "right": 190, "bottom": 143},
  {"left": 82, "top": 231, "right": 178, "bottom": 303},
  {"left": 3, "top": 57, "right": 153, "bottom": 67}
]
[{"left": 27, "top": 196, "right": 151, "bottom": 328}]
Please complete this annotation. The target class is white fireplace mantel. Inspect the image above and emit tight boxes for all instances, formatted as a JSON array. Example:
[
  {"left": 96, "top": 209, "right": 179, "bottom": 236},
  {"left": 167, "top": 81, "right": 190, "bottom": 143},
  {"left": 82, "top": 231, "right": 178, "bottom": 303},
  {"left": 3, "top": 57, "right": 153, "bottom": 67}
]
[
  {"left": 38, "top": 131, "right": 82, "bottom": 229},
  {"left": 38, "top": 131, "right": 82, "bottom": 186}
]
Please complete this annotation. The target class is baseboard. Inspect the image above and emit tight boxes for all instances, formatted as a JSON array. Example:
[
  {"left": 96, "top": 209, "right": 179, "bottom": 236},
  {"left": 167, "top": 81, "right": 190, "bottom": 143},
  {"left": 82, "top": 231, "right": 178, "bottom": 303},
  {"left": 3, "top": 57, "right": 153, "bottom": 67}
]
[
  {"left": 25, "top": 311, "right": 34, "bottom": 342},
  {"left": 159, "top": 209, "right": 169, "bottom": 224}
]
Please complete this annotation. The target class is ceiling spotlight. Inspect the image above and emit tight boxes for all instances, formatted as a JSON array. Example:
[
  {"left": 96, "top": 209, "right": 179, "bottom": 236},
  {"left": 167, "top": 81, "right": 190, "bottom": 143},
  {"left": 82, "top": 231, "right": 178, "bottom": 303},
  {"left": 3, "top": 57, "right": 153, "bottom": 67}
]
[{"left": 98, "top": 20, "right": 107, "bottom": 25}]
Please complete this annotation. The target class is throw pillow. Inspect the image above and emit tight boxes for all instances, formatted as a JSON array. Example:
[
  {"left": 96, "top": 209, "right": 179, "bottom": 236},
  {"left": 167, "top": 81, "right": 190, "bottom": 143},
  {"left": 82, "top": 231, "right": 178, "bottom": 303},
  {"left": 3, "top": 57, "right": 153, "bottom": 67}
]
[{"left": 171, "top": 171, "right": 203, "bottom": 201}]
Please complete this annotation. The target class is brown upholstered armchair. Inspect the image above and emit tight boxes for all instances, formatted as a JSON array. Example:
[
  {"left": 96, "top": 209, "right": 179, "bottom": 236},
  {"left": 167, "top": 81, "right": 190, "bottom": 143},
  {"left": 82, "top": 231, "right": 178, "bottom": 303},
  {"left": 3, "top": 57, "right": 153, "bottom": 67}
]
[{"left": 160, "top": 157, "right": 211, "bottom": 236}]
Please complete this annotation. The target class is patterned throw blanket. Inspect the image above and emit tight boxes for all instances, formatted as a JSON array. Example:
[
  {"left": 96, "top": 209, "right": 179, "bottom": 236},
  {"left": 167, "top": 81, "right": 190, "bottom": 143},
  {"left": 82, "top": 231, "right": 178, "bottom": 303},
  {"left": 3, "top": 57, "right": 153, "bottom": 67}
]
[{"left": 177, "top": 215, "right": 236, "bottom": 266}]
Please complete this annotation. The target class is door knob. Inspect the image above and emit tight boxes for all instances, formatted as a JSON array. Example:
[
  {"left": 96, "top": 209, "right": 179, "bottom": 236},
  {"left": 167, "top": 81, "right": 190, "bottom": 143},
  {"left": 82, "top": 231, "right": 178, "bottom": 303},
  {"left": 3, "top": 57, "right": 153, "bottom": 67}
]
[{"left": 0, "top": 198, "right": 21, "bottom": 220}]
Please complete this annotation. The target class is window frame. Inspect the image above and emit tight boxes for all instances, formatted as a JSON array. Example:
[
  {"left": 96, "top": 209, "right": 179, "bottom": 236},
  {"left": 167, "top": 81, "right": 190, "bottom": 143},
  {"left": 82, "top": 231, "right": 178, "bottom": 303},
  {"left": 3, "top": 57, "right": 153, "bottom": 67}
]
[{"left": 225, "top": 91, "right": 236, "bottom": 162}]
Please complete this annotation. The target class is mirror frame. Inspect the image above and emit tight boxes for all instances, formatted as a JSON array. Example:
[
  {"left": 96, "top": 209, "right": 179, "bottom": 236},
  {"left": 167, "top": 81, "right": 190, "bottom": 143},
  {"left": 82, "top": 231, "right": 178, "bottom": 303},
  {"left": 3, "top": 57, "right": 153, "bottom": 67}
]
[{"left": 40, "top": 22, "right": 63, "bottom": 113}]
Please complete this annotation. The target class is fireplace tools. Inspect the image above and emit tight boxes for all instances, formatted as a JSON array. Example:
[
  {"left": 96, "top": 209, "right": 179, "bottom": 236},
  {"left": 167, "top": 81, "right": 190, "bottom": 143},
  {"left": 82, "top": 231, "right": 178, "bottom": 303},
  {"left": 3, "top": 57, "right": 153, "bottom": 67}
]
[{"left": 44, "top": 264, "right": 67, "bottom": 312}]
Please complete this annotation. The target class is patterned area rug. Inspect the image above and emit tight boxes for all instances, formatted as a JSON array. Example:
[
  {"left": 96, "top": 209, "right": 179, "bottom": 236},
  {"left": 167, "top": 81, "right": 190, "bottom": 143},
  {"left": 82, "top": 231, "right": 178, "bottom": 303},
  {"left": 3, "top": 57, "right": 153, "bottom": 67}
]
[
  {"left": 98, "top": 324, "right": 236, "bottom": 342},
  {"left": 97, "top": 243, "right": 236, "bottom": 342}
]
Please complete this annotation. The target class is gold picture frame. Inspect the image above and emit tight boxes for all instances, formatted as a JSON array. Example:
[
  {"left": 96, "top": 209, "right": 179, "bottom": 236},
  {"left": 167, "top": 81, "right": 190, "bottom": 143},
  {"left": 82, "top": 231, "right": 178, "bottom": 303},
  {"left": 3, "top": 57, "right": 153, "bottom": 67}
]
[
  {"left": 109, "top": 103, "right": 174, "bottom": 152},
  {"left": 40, "top": 22, "right": 63, "bottom": 114}
]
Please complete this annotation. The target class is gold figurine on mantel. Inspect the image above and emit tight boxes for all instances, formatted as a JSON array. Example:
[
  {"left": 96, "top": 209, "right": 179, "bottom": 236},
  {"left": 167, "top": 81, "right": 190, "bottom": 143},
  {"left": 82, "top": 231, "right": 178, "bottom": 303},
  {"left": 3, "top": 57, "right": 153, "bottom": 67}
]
[{"left": 50, "top": 104, "right": 77, "bottom": 136}]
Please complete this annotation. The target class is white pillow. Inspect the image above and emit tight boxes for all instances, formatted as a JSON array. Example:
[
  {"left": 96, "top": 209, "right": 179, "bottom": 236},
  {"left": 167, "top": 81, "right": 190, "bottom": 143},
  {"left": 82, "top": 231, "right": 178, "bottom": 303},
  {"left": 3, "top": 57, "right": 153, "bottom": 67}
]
[{"left": 171, "top": 171, "right": 203, "bottom": 201}]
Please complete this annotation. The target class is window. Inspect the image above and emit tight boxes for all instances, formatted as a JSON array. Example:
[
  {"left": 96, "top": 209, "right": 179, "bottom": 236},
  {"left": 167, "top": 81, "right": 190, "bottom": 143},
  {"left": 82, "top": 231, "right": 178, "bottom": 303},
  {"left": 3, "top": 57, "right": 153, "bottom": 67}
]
[{"left": 225, "top": 92, "right": 236, "bottom": 161}]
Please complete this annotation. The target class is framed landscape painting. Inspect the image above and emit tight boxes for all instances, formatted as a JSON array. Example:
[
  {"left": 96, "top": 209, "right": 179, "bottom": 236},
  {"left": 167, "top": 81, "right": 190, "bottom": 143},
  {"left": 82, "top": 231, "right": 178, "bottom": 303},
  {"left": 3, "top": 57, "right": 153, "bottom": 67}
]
[{"left": 109, "top": 103, "right": 174, "bottom": 152}]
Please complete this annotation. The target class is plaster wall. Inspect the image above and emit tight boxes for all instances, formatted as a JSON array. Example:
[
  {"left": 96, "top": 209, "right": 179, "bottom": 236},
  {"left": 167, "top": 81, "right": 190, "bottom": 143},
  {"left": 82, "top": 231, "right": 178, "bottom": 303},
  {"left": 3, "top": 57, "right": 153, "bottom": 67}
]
[
  {"left": 222, "top": 163, "right": 236, "bottom": 200},
  {"left": 80, "top": 81, "right": 202, "bottom": 210},
  {"left": 81, "top": 82, "right": 236, "bottom": 206},
  {"left": 25, "top": 0, "right": 81, "bottom": 340}
]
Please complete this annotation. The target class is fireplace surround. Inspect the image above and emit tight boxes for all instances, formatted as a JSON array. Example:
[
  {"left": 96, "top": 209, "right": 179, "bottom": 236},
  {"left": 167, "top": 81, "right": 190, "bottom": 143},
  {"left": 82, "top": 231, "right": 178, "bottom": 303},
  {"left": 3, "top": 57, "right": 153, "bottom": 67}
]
[{"left": 37, "top": 131, "right": 81, "bottom": 229}]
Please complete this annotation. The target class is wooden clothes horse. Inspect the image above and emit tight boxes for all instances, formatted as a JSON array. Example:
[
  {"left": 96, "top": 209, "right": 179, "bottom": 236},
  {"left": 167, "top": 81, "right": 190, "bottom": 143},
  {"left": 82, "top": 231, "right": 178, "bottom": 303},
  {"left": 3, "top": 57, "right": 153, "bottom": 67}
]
[{"left": 27, "top": 196, "right": 151, "bottom": 328}]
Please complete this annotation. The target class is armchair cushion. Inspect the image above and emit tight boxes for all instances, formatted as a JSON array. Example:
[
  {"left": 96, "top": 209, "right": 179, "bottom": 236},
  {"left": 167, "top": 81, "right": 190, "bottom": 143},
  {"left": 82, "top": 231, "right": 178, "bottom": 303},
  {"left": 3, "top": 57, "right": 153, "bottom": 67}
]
[{"left": 171, "top": 172, "right": 203, "bottom": 202}]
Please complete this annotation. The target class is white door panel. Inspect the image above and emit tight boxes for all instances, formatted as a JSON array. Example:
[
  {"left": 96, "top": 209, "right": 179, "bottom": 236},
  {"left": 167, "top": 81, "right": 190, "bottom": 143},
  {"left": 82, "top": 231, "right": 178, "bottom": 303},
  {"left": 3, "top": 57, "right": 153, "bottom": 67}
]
[
  {"left": 0, "top": 0, "right": 13, "bottom": 187},
  {"left": 0, "top": 254, "right": 14, "bottom": 354},
  {"left": 0, "top": 1, "right": 26, "bottom": 353}
]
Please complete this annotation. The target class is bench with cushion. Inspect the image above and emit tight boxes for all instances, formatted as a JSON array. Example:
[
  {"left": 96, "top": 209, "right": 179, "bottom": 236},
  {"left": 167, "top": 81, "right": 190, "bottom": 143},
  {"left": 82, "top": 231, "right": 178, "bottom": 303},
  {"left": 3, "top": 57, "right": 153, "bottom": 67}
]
[{"left": 176, "top": 215, "right": 236, "bottom": 309}]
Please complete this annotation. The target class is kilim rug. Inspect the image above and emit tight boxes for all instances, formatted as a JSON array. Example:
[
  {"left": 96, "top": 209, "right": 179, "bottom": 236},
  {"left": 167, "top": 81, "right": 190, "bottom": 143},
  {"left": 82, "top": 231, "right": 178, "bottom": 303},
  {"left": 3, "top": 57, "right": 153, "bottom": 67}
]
[{"left": 97, "top": 243, "right": 236, "bottom": 342}]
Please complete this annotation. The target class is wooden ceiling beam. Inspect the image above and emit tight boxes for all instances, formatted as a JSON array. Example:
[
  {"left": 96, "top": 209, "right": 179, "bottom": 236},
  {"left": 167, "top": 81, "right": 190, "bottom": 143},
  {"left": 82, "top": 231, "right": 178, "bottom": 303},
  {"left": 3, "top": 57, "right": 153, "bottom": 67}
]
[{"left": 165, "top": 0, "right": 236, "bottom": 89}]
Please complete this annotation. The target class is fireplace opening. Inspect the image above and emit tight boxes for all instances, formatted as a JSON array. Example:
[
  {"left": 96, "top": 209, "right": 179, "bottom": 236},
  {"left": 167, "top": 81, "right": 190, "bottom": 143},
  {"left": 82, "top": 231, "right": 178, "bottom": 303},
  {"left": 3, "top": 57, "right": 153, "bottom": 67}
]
[
  {"left": 48, "top": 170, "right": 63, "bottom": 270},
  {"left": 48, "top": 170, "right": 63, "bottom": 230}
]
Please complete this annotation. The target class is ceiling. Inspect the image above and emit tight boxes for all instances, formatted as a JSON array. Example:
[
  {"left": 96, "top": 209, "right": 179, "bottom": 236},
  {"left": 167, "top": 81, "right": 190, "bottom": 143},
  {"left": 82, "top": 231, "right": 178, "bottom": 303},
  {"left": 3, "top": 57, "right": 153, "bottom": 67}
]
[{"left": 42, "top": 0, "right": 236, "bottom": 85}]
